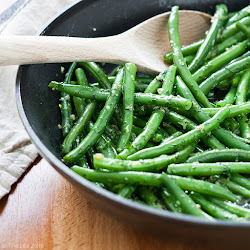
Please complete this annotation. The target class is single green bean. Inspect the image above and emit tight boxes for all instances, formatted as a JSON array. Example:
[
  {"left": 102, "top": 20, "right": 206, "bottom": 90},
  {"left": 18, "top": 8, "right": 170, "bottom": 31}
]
[
  {"left": 188, "top": 4, "right": 228, "bottom": 72},
  {"left": 117, "top": 185, "right": 136, "bottom": 198},
  {"left": 79, "top": 62, "right": 111, "bottom": 89},
  {"left": 164, "top": 40, "right": 203, "bottom": 64},
  {"left": 216, "top": 85, "right": 237, "bottom": 107},
  {"left": 236, "top": 22, "right": 250, "bottom": 39},
  {"left": 136, "top": 186, "right": 158, "bottom": 205},
  {"left": 61, "top": 102, "right": 97, "bottom": 154},
  {"left": 204, "top": 102, "right": 250, "bottom": 117},
  {"left": 117, "top": 63, "right": 136, "bottom": 152},
  {"left": 236, "top": 70, "right": 250, "bottom": 139},
  {"left": 167, "top": 162, "right": 250, "bottom": 176},
  {"left": 49, "top": 82, "right": 192, "bottom": 110},
  {"left": 230, "top": 173, "right": 250, "bottom": 191},
  {"left": 187, "top": 149, "right": 250, "bottom": 163},
  {"left": 161, "top": 187, "right": 182, "bottom": 213}
]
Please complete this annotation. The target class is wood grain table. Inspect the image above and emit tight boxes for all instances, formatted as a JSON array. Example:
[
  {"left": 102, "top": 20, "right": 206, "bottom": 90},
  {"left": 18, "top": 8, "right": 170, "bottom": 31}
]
[{"left": 0, "top": 157, "right": 224, "bottom": 250}]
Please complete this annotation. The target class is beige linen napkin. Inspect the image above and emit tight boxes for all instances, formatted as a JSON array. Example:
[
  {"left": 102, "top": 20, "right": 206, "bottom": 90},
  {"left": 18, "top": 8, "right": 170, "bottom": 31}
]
[{"left": 0, "top": 0, "right": 77, "bottom": 199}]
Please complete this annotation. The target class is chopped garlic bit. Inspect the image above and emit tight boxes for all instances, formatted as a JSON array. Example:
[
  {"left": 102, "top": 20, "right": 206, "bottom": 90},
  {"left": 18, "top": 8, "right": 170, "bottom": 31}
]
[
  {"left": 61, "top": 66, "right": 65, "bottom": 73},
  {"left": 106, "top": 105, "right": 110, "bottom": 110},
  {"left": 70, "top": 114, "right": 76, "bottom": 121},
  {"left": 95, "top": 153, "right": 104, "bottom": 160},
  {"left": 125, "top": 125, "right": 130, "bottom": 133},
  {"left": 58, "top": 124, "right": 62, "bottom": 129},
  {"left": 93, "top": 27, "right": 97, "bottom": 31},
  {"left": 157, "top": 88, "right": 164, "bottom": 95}
]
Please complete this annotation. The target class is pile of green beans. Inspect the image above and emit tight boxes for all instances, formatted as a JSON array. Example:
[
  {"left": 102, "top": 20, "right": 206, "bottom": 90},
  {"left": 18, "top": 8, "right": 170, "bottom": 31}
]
[{"left": 49, "top": 4, "right": 250, "bottom": 221}]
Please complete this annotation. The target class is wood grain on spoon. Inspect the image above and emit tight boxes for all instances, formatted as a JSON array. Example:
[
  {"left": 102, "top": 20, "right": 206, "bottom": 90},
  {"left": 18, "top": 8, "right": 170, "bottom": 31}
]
[{"left": 0, "top": 10, "right": 211, "bottom": 75}]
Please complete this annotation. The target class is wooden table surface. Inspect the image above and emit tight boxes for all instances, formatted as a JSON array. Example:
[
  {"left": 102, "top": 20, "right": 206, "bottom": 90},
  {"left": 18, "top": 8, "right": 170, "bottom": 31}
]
[{"left": 0, "top": 157, "right": 224, "bottom": 250}]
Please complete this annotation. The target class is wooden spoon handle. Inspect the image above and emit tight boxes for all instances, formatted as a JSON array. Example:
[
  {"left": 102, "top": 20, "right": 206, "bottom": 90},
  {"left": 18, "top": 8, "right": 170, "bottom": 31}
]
[{"left": 0, "top": 35, "right": 125, "bottom": 66}]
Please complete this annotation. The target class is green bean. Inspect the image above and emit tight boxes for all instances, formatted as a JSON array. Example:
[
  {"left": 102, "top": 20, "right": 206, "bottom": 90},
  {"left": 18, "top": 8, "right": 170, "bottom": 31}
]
[
  {"left": 168, "top": 6, "right": 213, "bottom": 108},
  {"left": 161, "top": 187, "right": 182, "bottom": 213},
  {"left": 184, "top": 55, "right": 195, "bottom": 65},
  {"left": 207, "top": 31, "right": 246, "bottom": 59},
  {"left": 236, "top": 22, "right": 250, "bottom": 39},
  {"left": 204, "top": 102, "right": 250, "bottom": 117},
  {"left": 226, "top": 6, "right": 250, "bottom": 27},
  {"left": 190, "top": 192, "right": 239, "bottom": 220},
  {"left": 75, "top": 68, "right": 88, "bottom": 86},
  {"left": 199, "top": 57, "right": 250, "bottom": 95},
  {"left": 193, "top": 40, "right": 248, "bottom": 83},
  {"left": 136, "top": 186, "right": 158, "bottom": 205},
  {"left": 218, "top": 177, "right": 250, "bottom": 199},
  {"left": 49, "top": 82, "right": 192, "bottom": 110},
  {"left": 161, "top": 65, "right": 177, "bottom": 95},
  {"left": 63, "top": 69, "right": 123, "bottom": 164},
  {"left": 187, "top": 149, "right": 250, "bottom": 163},
  {"left": 188, "top": 4, "right": 228, "bottom": 72},
  {"left": 236, "top": 70, "right": 250, "bottom": 139},
  {"left": 230, "top": 173, "right": 250, "bottom": 191},
  {"left": 135, "top": 83, "right": 148, "bottom": 92},
  {"left": 109, "top": 76, "right": 154, "bottom": 84},
  {"left": 94, "top": 144, "right": 195, "bottom": 172},
  {"left": 60, "top": 62, "right": 77, "bottom": 136},
  {"left": 79, "top": 62, "right": 111, "bottom": 89},
  {"left": 109, "top": 65, "right": 123, "bottom": 76},
  {"left": 61, "top": 102, "right": 97, "bottom": 154},
  {"left": 162, "top": 174, "right": 212, "bottom": 219},
  {"left": 220, "top": 16, "right": 250, "bottom": 41},
  {"left": 164, "top": 39, "right": 203, "bottom": 64},
  {"left": 117, "top": 185, "right": 136, "bottom": 198},
  {"left": 127, "top": 107, "right": 229, "bottom": 160},
  {"left": 71, "top": 167, "right": 237, "bottom": 201},
  {"left": 166, "top": 111, "right": 226, "bottom": 150},
  {"left": 132, "top": 125, "right": 162, "bottom": 143},
  {"left": 144, "top": 71, "right": 167, "bottom": 94},
  {"left": 117, "top": 63, "right": 136, "bottom": 152},
  {"left": 167, "top": 162, "right": 250, "bottom": 176},
  {"left": 73, "top": 68, "right": 89, "bottom": 116},
  {"left": 216, "top": 85, "right": 237, "bottom": 107},
  {"left": 207, "top": 196, "right": 250, "bottom": 219}
]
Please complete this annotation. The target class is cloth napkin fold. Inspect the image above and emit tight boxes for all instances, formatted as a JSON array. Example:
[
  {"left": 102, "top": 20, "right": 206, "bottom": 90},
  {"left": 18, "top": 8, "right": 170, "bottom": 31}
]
[{"left": 0, "top": 0, "right": 77, "bottom": 199}]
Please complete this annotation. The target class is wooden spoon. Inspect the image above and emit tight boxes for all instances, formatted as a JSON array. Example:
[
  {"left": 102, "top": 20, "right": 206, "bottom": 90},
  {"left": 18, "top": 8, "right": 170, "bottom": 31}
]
[{"left": 0, "top": 10, "right": 211, "bottom": 75}]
